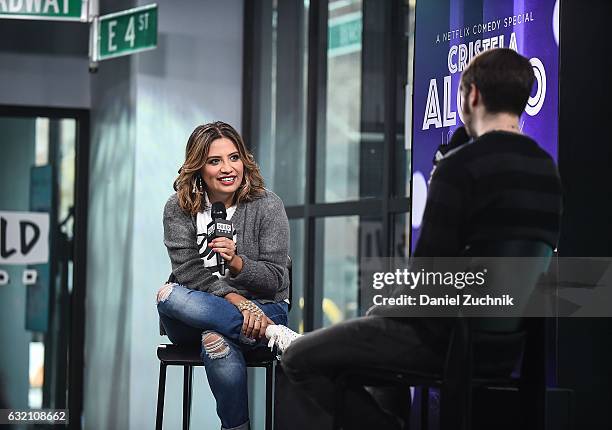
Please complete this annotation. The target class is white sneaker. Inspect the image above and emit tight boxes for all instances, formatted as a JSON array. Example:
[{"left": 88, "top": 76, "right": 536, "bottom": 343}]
[{"left": 265, "top": 325, "right": 302, "bottom": 353}]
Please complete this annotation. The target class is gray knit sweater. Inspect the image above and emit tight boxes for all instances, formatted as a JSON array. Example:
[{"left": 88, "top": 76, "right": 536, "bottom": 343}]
[{"left": 163, "top": 190, "right": 290, "bottom": 302}]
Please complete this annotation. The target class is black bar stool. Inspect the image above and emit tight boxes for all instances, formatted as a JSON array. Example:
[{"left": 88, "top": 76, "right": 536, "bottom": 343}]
[
  {"left": 155, "top": 344, "right": 277, "bottom": 430},
  {"left": 155, "top": 257, "right": 292, "bottom": 430}
]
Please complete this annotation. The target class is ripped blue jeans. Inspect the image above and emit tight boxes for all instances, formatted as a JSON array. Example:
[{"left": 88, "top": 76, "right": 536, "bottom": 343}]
[{"left": 156, "top": 283, "right": 288, "bottom": 430}]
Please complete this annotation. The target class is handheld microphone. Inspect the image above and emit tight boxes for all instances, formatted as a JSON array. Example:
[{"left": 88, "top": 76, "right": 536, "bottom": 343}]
[
  {"left": 432, "top": 126, "right": 470, "bottom": 165},
  {"left": 430, "top": 126, "right": 471, "bottom": 185},
  {"left": 448, "top": 126, "right": 469, "bottom": 150},
  {"left": 208, "top": 202, "right": 233, "bottom": 276}
]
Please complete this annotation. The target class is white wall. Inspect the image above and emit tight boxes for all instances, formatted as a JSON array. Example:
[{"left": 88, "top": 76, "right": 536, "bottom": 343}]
[
  {"left": 0, "top": 52, "right": 90, "bottom": 108},
  {"left": 0, "top": 18, "right": 90, "bottom": 109}
]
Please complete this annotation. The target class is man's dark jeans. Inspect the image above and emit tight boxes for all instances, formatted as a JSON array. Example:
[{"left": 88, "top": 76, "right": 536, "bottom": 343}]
[{"left": 281, "top": 316, "right": 446, "bottom": 430}]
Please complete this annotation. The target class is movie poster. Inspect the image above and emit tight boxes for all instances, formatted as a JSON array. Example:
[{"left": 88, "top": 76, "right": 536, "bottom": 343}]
[{"left": 410, "top": 0, "right": 560, "bottom": 250}]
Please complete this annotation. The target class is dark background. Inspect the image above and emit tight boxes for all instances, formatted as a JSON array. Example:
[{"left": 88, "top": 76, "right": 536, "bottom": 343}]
[{"left": 557, "top": 0, "right": 612, "bottom": 428}]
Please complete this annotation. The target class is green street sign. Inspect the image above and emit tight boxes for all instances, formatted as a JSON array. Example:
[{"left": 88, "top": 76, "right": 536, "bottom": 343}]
[
  {"left": 328, "top": 11, "right": 362, "bottom": 58},
  {"left": 94, "top": 3, "right": 157, "bottom": 62},
  {"left": 0, "top": 0, "right": 86, "bottom": 21}
]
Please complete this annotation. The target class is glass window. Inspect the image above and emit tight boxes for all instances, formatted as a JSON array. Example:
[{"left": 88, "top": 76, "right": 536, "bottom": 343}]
[
  {"left": 0, "top": 115, "right": 77, "bottom": 410},
  {"left": 245, "top": 0, "right": 415, "bottom": 330},
  {"left": 250, "top": 0, "right": 308, "bottom": 206},
  {"left": 315, "top": 216, "right": 382, "bottom": 327},
  {"left": 317, "top": 0, "right": 368, "bottom": 203}
]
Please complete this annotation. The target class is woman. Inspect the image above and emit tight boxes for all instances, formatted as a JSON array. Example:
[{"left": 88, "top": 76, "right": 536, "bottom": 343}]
[{"left": 156, "top": 121, "right": 300, "bottom": 430}]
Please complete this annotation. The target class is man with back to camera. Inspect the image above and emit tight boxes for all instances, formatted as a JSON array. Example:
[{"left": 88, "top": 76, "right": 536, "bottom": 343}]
[{"left": 280, "top": 48, "right": 563, "bottom": 429}]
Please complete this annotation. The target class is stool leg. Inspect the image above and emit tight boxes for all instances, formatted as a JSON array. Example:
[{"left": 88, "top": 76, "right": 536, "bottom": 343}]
[
  {"left": 420, "top": 387, "right": 428, "bottom": 430},
  {"left": 183, "top": 365, "right": 193, "bottom": 430},
  {"left": 156, "top": 362, "right": 167, "bottom": 430},
  {"left": 265, "top": 362, "right": 274, "bottom": 430}
]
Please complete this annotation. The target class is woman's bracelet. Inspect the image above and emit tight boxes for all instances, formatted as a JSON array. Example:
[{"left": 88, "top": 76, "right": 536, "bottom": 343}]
[{"left": 236, "top": 300, "right": 264, "bottom": 321}]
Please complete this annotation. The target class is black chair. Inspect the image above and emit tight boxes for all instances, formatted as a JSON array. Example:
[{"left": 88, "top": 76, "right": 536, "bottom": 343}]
[
  {"left": 333, "top": 240, "right": 553, "bottom": 430},
  {"left": 155, "top": 257, "right": 293, "bottom": 430}
]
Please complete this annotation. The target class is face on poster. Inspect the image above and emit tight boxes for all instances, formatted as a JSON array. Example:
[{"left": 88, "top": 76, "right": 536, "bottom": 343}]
[{"left": 410, "top": 0, "right": 560, "bottom": 250}]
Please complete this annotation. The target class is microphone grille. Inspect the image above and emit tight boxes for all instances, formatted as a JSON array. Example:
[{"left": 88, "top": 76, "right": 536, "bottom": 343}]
[
  {"left": 211, "top": 202, "right": 227, "bottom": 219},
  {"left": 448, "top": 126, "right": 469, "bottom": 148}
]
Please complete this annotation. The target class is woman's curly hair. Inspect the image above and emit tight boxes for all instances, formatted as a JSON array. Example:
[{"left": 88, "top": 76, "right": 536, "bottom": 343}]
[{"left": 173, "top": 121, "right": 265, "bottom": 215}]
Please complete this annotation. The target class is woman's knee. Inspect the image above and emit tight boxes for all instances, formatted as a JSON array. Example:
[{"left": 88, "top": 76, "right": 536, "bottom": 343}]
[{"left": 156, "top": 283, "right": 175, "bottom": 304}]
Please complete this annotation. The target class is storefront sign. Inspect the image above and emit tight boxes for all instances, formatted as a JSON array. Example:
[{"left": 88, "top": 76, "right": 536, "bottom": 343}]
[{"left": 0, "top": 211, "right": 49, "bottom": 265}]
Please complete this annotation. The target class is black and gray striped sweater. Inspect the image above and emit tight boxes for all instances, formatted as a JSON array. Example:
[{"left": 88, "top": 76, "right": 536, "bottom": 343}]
[{"left": 414, "top": 130, "right": 562, "bottom": 257}]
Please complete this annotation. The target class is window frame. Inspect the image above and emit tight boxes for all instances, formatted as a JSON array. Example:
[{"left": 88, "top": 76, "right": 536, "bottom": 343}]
[{"left": 242, "top": 0, "right": 411, "bottom": 330}]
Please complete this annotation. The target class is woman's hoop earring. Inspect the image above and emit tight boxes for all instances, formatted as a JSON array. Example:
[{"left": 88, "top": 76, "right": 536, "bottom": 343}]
[{"left": 192, "top": 174, "right": 204, "bottom": 195}]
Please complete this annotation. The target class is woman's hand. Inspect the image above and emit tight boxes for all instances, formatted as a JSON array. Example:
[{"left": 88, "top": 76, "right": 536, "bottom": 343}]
[
  {"left": 209, "top": 237, "right": 236, "bottom": 262},
  {"left": 225, "top": 293, "right": 273, "bottom": 339},
  {"left": 243, "top": 309, "right": 273, "bottom": 339},
  {"left": 209, "top": 238, "right": 243, "bottom": 275}
]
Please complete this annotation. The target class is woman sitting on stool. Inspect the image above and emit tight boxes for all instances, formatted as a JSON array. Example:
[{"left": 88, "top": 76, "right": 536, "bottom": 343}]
[{"left": 156, "top": 121, "right": 300, "bottom": 430}]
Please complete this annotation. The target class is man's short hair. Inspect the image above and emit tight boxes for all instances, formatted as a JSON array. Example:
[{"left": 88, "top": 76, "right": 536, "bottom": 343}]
[{"left": 461, "top": 48, "right": 535, "bottom": 116}]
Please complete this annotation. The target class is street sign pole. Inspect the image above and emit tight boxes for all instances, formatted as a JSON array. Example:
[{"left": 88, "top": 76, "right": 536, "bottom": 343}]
[{"left": 88, "top": 0, "right": 99, "bottom": 72}]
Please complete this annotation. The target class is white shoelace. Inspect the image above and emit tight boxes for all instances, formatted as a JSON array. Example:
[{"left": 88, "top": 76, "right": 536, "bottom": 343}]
[{"left": 265, "top": 325, "right": 302, "bottom": 353}]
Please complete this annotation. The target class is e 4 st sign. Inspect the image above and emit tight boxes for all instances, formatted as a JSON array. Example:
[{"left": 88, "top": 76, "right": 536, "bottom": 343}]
[{"left": 93, "top": 3, "right": 157, "bottom": 62}]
